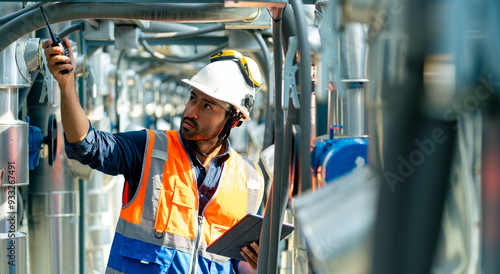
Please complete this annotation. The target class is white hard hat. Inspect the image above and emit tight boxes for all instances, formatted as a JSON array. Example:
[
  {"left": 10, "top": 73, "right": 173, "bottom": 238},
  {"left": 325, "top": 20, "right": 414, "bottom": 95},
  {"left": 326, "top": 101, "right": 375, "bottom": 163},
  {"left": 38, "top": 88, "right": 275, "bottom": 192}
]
[{"left": 182, "top": 50, "right": 262, "bottom": 121}]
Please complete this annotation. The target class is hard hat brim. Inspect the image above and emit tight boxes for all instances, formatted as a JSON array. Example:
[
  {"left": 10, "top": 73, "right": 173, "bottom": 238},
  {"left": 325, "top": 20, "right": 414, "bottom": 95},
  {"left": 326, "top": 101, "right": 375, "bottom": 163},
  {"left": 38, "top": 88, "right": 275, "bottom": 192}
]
[{"left": 181, "top": 78, "right": 251, "bottom": 121}]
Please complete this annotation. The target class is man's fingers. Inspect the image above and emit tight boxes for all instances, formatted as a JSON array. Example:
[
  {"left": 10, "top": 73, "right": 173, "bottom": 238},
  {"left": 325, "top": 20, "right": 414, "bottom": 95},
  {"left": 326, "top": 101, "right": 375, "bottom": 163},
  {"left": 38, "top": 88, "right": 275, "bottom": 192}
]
[
  {"left": 250, "top": 242, "right": 259, "bottom": 254},
  {"left": 62, "top": 38, "right": 73, "bottom": 55},
  {"left": 49, "top": 54, "right": 70, "bottom": 64},
  {"left": 240, "top": 250, "right": 257, "bottom": 270},
  {"left": 42, "top": 39, "right": 53, "bottom": 49},
  {"left": 47, "top": 58, "right": 70, "bottom": 71},
  {"left": 241, "top": 246, "right": 257, "bottom": 263},
  {"left": 44, "top": 46, "right": 63, "bottom": 61}
]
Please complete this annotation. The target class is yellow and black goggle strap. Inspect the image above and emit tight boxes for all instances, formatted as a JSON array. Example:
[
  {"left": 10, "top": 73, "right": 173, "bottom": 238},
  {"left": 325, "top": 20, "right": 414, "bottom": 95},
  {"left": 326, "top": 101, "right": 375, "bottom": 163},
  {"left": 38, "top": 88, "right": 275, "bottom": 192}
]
[{"left": 211, "top": 50, "right": 261, "bottom": 88}]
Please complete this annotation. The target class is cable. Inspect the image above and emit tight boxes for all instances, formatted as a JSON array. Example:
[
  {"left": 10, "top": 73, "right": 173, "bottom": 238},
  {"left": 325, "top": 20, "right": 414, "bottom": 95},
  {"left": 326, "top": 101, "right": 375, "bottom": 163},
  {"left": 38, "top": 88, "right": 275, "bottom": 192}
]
[
  {"left": 289, "top": 0, "right": 312, "bottom": 192},
  {"left": 141, "top": 23, "right": 225, "bottom": 40},
  {"left": 59, "top": 21, "right": 85, "bottom": 38},
  {"left": 140, "top": 39, "right": 228, "bottom": 63},
  {"left": 0, "top": 2, "right": 49, "bottom": 27},
  {"left": 257, "top": 7, "right": 284, "bottom": 274}
]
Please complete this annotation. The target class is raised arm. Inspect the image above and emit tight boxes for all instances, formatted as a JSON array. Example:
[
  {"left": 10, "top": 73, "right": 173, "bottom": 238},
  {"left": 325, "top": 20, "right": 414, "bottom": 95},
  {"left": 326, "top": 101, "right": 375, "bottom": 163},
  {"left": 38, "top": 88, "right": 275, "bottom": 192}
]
[{"left": 42, "top": 38, "right": 89, "bottom": 143}]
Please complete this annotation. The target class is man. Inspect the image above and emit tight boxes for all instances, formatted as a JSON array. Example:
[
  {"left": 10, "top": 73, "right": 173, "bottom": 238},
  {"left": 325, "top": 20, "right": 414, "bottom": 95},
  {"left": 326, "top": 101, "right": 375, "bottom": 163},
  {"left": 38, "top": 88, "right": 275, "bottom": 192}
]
[{"left": 43, "top": 38, "right": 264, "bottom": 274}]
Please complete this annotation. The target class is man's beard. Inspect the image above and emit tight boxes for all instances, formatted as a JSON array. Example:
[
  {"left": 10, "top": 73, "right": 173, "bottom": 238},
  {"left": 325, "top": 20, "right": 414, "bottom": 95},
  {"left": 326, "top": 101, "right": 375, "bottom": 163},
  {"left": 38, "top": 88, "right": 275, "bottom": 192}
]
[{"left": 179, "top": 116, "right": 226, "bottom": 141}]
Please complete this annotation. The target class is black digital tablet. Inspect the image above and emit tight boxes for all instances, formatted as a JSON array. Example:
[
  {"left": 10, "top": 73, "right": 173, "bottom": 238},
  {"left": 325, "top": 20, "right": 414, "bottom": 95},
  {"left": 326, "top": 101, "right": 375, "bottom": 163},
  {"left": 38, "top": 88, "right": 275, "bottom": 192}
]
[{"left": 206, "top": 213, "right": 295, "bottom": 261}]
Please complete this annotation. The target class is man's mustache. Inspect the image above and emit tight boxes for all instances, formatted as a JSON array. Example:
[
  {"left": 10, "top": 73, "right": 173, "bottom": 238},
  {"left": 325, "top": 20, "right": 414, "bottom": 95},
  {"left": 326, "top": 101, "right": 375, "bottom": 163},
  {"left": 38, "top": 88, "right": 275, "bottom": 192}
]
[{"left": 182, "top": 117, "right": 198, "bottom": 128}]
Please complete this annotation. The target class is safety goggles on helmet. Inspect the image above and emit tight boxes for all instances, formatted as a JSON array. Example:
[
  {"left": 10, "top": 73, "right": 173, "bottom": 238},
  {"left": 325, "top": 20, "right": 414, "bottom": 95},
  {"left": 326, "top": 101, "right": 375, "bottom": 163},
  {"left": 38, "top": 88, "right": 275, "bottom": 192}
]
[{"left": 210, "top": 50, "right": 262, "bottom": 89}]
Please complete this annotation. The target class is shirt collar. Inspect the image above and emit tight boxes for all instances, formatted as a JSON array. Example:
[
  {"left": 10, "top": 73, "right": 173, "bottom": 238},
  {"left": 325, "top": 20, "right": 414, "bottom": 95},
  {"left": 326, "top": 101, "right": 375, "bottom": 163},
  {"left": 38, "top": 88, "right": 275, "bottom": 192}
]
[{"left": 182, "top": 137, "right": 231, "bottom": 167}]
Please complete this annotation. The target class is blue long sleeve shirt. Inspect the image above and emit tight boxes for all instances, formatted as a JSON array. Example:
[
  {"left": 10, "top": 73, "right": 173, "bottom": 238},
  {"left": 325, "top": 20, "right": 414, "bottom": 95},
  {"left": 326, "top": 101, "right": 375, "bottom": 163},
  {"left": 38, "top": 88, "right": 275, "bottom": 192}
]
[
  {"left": 64, "top": 122, "right": 230, "bottom": 212},
  {"left": 65, "top": 123, "right": 244, "bottom": 272}
]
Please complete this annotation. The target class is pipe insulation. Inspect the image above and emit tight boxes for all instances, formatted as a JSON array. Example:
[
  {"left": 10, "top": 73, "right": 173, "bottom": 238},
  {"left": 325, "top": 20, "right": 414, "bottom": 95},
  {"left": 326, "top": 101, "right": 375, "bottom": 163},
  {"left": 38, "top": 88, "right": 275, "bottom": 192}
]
[
  {"left": 0, "top": 2, "right": 260, "bottom": 53},
  {"left": 0, "top": 37, "right": 29, "bottom": 274}
]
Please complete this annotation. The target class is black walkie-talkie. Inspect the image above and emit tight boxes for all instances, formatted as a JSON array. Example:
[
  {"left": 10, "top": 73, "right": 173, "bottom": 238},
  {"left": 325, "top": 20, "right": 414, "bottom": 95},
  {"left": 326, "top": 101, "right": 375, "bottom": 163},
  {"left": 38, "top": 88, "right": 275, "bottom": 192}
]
[{"left": 40, "top": 6, "right": 72, "bottom": 74}]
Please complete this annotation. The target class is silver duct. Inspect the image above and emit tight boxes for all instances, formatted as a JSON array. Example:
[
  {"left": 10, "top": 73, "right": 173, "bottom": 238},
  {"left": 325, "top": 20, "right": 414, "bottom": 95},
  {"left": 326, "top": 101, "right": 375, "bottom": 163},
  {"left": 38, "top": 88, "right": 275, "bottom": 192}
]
[
  {"left": 317, "top": 0, "right": 369, "bottom": 138},
  {"left": 25, "top": 37, "right": 78, "bottom": 273},
  {"left": 27, "top": 76, "right": 80, "bottom": 274},
  {"left": 329, "top": 22, "right": 369, "bottom": 138},
  {"left": 0, "top": 40, "right": 30, "bottom": 273}
]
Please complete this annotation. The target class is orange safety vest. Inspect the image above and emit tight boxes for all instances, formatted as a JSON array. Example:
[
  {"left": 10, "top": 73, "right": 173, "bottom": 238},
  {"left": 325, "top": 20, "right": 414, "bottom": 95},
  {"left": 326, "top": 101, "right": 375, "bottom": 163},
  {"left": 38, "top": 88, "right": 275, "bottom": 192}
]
[{"left": 110, "top": 129, "right": 264, "bottom": 271}]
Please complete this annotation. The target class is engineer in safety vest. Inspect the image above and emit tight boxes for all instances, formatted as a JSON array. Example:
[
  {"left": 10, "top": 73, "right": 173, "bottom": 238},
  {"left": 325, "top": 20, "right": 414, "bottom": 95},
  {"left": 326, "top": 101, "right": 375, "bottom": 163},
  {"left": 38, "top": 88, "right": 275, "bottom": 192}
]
[{"left": 43, "top": 38, "right": 265, "bottom": 274}]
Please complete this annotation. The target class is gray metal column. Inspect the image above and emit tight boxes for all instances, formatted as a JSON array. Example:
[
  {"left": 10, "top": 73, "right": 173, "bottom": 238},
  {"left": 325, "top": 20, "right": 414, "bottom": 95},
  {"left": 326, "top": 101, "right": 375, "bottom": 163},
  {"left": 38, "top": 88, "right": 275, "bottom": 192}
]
[
  {"left": 27, "top": 73, "right": 79, "bottom": 274},
  {"left": 0, "top": 39, "right": 30, "bottom": 274},
  {"left": 322, "top": 18, "right": 369, "bottom": 138}
]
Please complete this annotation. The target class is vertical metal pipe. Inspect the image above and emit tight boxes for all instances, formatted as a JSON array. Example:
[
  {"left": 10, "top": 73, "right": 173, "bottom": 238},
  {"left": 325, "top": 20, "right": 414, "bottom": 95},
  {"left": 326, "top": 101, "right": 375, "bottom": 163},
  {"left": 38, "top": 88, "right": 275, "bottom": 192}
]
[
  {"left": 344, "top": 85, "right": 365, "bottom": 136},
  {"left": 27, "top": 88, "right": 80, "bottom": 274},
  {"left": 326, "top": 21, "right": 369, "bottom": 138},
  {"left": 0, "top": 38, "right": 30, "bottom": 274},
  {"left": 329, "top": 81, "right": 368, "bottom": 137},
  {"left": 258, "top": 7, "right": 283, "bottom": 274},
  {"left": 77, "top": 29, "right": 88, "bottom": 274},
  {"left": 0, "top": 88, "right": 19, "bottom": 120},
  {"left": 0, "top": 119, "right": 28, "bottom": 231}
]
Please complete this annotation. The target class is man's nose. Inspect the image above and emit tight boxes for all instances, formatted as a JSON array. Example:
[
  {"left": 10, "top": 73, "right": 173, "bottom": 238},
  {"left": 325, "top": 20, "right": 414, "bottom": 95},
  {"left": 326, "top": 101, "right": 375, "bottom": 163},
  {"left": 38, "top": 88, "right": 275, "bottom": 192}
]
[{"left": 184, "top": 104, "right": 199, "bottom": 119}]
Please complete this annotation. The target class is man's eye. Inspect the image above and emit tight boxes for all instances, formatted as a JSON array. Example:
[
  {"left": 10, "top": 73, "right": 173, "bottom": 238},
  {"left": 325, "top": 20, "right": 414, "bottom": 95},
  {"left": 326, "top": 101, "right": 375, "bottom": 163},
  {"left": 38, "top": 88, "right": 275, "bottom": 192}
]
[
  {"left": 190, "top": 96, "right": 195, "bottom": 102},
  {"left": 204, "top": 104, "right": 212, "bottom": 110}
]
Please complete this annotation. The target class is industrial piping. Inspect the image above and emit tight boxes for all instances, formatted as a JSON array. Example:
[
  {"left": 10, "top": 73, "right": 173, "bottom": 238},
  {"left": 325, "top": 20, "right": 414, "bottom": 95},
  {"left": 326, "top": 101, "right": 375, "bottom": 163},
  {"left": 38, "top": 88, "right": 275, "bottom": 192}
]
[
  {"left": 0, "top": 40, "right": 30, "bottom": 274},
  {"left": 0, "top": 2, "right": 260, "bottom": 53}
]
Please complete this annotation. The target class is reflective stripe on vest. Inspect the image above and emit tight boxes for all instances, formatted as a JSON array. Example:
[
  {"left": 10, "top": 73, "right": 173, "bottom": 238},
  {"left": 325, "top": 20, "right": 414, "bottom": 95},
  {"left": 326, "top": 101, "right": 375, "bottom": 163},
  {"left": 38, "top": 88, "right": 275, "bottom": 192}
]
[{"left": 114, "top": 129, "right": 263, "bottom": 265}]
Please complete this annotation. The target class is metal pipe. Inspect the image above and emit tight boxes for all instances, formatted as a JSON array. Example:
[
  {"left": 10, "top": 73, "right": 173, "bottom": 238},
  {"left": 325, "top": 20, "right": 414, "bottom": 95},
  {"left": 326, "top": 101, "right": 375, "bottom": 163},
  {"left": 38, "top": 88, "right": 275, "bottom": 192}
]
[
  {"left": 328, "top": 80, "right": 368, "bottom": 137},
  {"left": 18, "top": 71, "right": 40, "bottom": 110},
  {"left": 79, "top": 178, "right": 87, "bottom": 274},
  {"left": 144, "top": 21, "right": 198, "bottom": 33},
  {"left": 77, "top": 30, "right": 88, "bottom": 274},
  {"left": 0, "top": 119, "right": 29, "bottom": 228},
  {"left": 0, "top": 2, "right": 260, "bottom": 52},
  {"left": 0, "top": 31, "right": 30, "bottom": 274},
  {"left": 140, "top": 39, "right": 228, "bottom": 63},
  {"left": 85, "top": 19, "right": 100, "bottom": 29},
  {"left": 328, "top": 21, "right": 369, "bottom": 137},
  {"left": 59, "top": 22, "right": 85, "bottom": 39},
  {"left": 141, "top": 23, "right": 224, "bottom": 40},
  {"left": 0, "top": 232, "right": 28, "bottom": 273},
  {"left": 258, "top": 7, "right": 284, "bottom": 274},
  {"left": 0, "top": 88, "right": 19, "bottom": 121},
  {"left": 114, "top": 50, "right": 126, "bottom": 132},
  {"left": 0, "top": 43, "right": 30, "bottom": 89},
  {"left": 26, "top": 76, "right": 80, "bottom": 274}
]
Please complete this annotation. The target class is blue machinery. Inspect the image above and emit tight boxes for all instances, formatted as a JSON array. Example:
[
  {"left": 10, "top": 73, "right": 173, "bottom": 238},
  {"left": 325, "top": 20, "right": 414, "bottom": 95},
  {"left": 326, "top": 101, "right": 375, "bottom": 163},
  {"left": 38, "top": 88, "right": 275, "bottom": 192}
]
[{"left": 0, "top": 0, "right": 499, "bottom": 274}]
